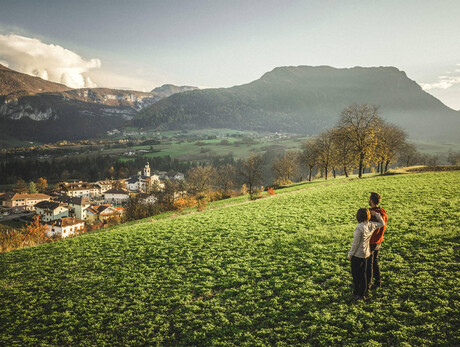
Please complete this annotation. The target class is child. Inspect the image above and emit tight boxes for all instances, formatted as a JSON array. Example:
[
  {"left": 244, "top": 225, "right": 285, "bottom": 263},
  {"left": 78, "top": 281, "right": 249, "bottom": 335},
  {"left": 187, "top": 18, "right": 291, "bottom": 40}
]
[{"left": 348, "top": 208, "right": 385, "bottom": 301}]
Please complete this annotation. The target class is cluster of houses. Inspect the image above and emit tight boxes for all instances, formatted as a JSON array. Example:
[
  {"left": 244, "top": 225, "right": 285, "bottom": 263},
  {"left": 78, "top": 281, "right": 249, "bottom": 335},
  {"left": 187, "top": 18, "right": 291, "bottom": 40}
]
[{"left": 0, "top": 162, "right": 184, "bottom": 239}]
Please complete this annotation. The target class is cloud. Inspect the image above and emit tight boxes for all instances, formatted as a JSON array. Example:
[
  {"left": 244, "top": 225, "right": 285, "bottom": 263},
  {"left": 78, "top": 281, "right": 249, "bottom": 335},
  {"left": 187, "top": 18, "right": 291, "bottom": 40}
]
[
  {"left": 0, "top": 34, "right": 100, "bottom": 88},
  {"left": 420, "top": 64, "right": 460, "bottom": 90}
]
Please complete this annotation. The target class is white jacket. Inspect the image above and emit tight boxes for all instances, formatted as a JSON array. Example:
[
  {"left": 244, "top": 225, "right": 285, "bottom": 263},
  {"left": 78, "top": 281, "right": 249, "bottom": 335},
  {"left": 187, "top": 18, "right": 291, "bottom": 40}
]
[{"left": 348, "top": 213, "right": 385, "bottom": 259}]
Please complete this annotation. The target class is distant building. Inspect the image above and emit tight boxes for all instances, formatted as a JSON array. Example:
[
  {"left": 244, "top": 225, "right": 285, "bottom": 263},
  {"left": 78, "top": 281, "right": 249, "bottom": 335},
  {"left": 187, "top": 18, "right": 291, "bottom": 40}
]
[
  {"left": 34, "top": 201, "right": 70, "bottom": 222},
  {"left": 86, "top": 204, "right": 124, "bottom": 223},
  {"left": 45, "top": 217, "right": 85, "bottom": 238},
  {"left": 156, "top": 170, "right": 184, "bottom": 181},
  {"left": 0, "top": 192, "right": 50, "bottom": 211},
  {"left": 95, "top": 180, "right": 113, "bottom": 194},
  {"left": 60, "top": 182, "right": 92, "bottom": 197},
  {"left": 103, "top": 188, "right": 130, "bottom": 205},
  {"left": 53, "top": 196, "right": 91, "bottom": 220}
]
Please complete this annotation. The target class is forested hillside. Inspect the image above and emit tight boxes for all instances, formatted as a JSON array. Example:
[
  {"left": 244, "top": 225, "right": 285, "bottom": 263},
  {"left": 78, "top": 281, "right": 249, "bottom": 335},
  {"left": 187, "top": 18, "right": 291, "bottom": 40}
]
[{"left": 132, "top": 66, "right": 460, "bottom": 141}]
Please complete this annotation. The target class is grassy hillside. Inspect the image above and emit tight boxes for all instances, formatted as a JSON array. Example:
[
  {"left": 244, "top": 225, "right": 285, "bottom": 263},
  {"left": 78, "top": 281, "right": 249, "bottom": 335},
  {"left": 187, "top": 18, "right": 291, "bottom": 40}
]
[{"left": 1, "top": 172, "right": 459, "bottom": 345}]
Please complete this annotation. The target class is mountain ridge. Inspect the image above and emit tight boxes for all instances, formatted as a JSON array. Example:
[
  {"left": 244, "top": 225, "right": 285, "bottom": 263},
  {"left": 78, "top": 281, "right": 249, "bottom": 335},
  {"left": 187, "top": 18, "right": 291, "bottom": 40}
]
[{"left": 131, "top": 65, "right": 460, "bottom": 141}]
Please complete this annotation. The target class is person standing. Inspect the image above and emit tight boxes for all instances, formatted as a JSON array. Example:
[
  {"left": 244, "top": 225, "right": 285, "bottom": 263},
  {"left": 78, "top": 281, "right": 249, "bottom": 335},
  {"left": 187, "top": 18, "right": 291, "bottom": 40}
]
[
  {"left": 367, "top": 192, "right": 388, "bottom": 290},
  {"left": 348, "top": 208, "right": 385, "bottom": 301}
]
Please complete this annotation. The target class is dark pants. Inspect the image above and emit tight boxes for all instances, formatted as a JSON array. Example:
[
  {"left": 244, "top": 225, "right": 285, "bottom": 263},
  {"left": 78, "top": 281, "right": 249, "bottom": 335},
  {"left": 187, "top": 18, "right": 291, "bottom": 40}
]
[
  {"left": 367, "top": 243, "right": 382, "bottom": 288},
  {"left": 351, "top": 256, "right": 368, "bottom": 297}
]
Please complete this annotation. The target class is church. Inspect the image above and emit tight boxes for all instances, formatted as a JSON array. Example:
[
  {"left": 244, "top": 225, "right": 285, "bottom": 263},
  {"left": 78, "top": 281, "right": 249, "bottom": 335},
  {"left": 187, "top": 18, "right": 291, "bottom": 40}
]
[{"left": 124, "top": 162, "right": 162, "bottom": 192}]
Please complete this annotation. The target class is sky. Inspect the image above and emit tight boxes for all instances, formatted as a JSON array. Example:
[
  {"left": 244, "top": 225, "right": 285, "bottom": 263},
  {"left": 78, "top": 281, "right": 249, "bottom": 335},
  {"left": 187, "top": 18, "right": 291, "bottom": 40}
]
[{"left": 0, "top": 0, "right": 459, "bottom": 109}]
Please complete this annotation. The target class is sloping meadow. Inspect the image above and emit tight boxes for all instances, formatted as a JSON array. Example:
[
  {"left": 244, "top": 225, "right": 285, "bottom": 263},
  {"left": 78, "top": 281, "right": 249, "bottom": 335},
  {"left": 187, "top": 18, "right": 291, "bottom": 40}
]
[{"left": 1, "top": 172, "right": 459, "bottom": 346}]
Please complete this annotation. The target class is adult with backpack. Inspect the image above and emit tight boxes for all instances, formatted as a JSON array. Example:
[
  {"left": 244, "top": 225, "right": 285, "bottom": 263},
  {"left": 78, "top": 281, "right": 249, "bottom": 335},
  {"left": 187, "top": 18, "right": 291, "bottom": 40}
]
[{"left": 367, "top": 192, "right": 388, "bottom": 290}]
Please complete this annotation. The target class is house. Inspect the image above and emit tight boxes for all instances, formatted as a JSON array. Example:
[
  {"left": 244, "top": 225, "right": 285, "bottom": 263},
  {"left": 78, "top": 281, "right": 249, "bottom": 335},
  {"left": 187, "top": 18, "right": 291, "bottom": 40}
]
[
  {"left": 53, "top": 196, "right": 91, "bottom": 220},
  {"left": 137, "top": 193, "right": 158, "bottom": 205},
  {"left": 86, "top": 204, "right": 123, "bottom": 223},
  {"left": 59, "top": 182, "right": 92, "bottom": 197},
  {"left": 155, "top": 171, "right": 184, "bottom": 181},
  {"left": 103, "top": 188, "right": 130, "bottom": 206},
  {"left": 45, "top": 217, "right": 85, "bottom": 238},
  {"left": 1, "top": 192, "right": 51, "bottom": 211},
  {"left": 34, "top": 201, "right": 70, "bottom": 222},
  {"left": 95, "top": 180, "right": 113, "bottom": 194},
  {"left": 173, "top": 172, "right": 185, "bottom": 180}
]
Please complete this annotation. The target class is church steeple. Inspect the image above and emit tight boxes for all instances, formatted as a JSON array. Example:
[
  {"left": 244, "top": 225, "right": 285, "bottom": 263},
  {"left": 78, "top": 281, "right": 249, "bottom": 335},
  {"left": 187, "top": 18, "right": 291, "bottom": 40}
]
[{"left": 144, "top": 162, "right": 151, "bottom": 177}]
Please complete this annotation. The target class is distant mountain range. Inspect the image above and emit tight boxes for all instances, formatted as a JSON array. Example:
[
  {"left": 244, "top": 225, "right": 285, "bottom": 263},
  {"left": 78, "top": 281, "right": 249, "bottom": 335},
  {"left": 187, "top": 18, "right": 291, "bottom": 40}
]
[
  {"left": 1, "top": 64, "right": 459, "bottom": 145},
  {"left": 131, "top": 65, "right": 460, "bottom": 141},
  {"left": 0, "top": 64, "right": 197, "bottom": 144}
]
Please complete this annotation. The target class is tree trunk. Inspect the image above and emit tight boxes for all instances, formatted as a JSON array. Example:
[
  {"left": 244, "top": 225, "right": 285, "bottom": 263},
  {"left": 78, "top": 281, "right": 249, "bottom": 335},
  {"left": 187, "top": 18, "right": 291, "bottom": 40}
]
[
  {"left": 333, "top": 169, "right": 336, "bottom": 178},
  {"left": 308, "top": 166, "right": 312, "bottom": 182},
  {"left": 324, "top": 166, "right": 328, "bottom": 180},
  {"left": 344, "top": 166, "right": 348, "bottom": 178},
  {"left": 358, "top": 153, "right": 364, "bottom": 178},
  {"left": 385, "top": 160, "right": 390, "bottom": 173}
]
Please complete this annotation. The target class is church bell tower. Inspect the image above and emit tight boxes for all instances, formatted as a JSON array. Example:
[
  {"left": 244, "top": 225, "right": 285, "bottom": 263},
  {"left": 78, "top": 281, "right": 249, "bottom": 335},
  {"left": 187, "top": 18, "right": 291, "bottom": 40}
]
[{"left": 144, "top": 162, "right": 150, "bottom": 177}]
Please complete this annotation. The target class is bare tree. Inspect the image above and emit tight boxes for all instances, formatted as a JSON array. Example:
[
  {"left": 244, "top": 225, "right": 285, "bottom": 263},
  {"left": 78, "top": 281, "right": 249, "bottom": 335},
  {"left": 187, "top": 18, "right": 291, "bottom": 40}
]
[
  {"left": 315, "top": 130, "right": 335, "bottom": 180},
  {"left": 331, "top": 127, "right": 358, "bottom": 178},
  {"left": 447, "top": 150, "right": 460, "bottom": 165},
  {"left": 186, "top": 166, "right": 216, "bottom": 195},
  {"left": 376, "top": 122, "right": 408, "bottom": 173},
  {"left": 239, "top": 153, "right": 264, "bottom": 194},
  {"left": 337, "top": 103, "right": 382, "bottom": 178},
  {"left": 427, "top": 154, "right": 440, "bottom": 167},
  {"left": 397, "top": 143, "right": 418, "bottom": 167},
  {"left": 300, "top": 139, "right": 319, "bottom": 181},
  {"left": 216, "top": 164, "right": 236, "bottom": 197},
  {"left": 272, "top": 151, "right": 300, "bottom": 184}
]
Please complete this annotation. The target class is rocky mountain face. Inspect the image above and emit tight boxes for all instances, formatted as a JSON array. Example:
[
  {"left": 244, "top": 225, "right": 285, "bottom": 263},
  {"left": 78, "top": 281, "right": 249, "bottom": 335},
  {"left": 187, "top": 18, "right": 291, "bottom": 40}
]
[
  {"left": 0, "top": 65, "right": 197, "bottom": 144},
  {"left": 132, "top": 66, "right": 460, "bottom": 141}
]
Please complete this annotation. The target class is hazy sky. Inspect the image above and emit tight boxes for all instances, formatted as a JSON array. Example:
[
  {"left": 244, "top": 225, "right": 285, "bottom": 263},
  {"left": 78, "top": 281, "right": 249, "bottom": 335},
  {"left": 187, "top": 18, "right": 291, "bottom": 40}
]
[{"left": 0, "top": 0, "right": 459, "bottom": 109}]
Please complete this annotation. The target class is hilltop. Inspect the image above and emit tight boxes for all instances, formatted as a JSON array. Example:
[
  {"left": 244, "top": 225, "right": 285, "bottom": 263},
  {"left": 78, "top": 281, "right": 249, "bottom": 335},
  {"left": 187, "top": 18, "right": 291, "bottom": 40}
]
[
  {"left": 0, "top": 64, "right": 70, "bottom": 97},
  {"left": 132, "top": 65, "right": 460, "bottom": 141},
  {"left": 1, "top": 171, "right": 459, "bottom": 345},
  {"left": 0, "top": 65, "right": 198, "bottom": 143}
]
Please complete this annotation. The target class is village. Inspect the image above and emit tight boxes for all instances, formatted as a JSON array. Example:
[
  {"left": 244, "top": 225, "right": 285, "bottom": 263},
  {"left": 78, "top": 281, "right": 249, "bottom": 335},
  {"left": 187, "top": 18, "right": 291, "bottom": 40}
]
[{"left": 0, "top": 162, "right": 184, "bottom": 238}]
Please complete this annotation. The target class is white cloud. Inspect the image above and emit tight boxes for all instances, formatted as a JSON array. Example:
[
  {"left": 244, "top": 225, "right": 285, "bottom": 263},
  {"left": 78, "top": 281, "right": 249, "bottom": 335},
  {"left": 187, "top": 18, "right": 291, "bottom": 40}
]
[
  {"left": 0, "top": 34, "right": 101, "bottom": 88},
  {"left": 420, "top": 65, "right": 460, "bottom": 90}
]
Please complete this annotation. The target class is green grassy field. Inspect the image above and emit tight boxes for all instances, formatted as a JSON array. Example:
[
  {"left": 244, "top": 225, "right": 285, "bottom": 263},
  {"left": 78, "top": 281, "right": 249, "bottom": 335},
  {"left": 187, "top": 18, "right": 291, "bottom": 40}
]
[{"left": 1, "top": 172, "right": 459, "bottom": 346}]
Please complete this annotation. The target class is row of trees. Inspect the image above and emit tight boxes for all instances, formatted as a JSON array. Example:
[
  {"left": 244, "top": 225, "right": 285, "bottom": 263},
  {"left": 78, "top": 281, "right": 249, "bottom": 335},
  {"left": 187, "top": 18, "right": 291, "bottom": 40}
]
[
  {"left": 13, "top": 178, "right": 48, "bottom": 194},
  {"left": 0, "top": 154, "right": 198, "bottom": 185},
  {"left": 299, "top": 104, "right": 406, "bottom": 180}
]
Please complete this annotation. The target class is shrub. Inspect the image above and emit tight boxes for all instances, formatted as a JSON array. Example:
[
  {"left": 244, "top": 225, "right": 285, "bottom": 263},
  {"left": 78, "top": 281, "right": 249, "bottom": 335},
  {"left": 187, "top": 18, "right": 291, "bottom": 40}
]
[
  {"left": 250, "top": 187, "right": 263, "bottom": 200},
  {"left": 173, "top": 196, "right": 197, "bottom": 211},
  {"left": 196, "top": 195, "right": 208, "bottom": 211}
]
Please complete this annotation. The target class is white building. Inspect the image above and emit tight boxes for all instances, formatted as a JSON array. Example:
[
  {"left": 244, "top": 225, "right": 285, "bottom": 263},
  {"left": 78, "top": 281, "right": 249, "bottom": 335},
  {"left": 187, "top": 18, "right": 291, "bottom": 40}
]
[
  {"left": 53, "top": 196, "right": 91, "bottom": 220},
  {"left": 34, "top": 201, "right": 70, "bottom": 222},
  {"left": 45, "top": 217, "right": 85, "bottom": 238},
  {"left": 103, "top": 188, "right": 130, "bottom": 206},
  {"left": 95, "top": 181, "right": 113, "bottom": 194}
]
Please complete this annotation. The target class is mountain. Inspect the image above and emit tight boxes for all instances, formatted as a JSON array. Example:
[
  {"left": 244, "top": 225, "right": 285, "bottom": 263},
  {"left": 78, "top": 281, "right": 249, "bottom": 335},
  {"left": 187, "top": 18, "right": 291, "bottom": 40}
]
[
  {"left": 0, "top": 65, "right": 197, "bottom": 144},
  {"left": 151, "top": 84, "right": 198, "bottom": 98},
  {"left": 131, "top": 66, "right": 460, "bottom": 141}
]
